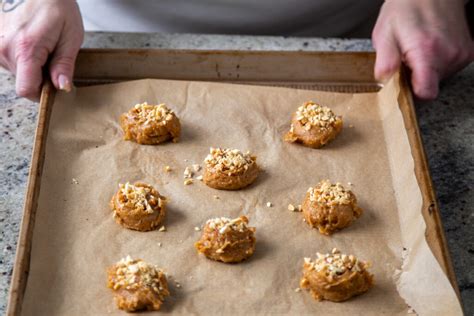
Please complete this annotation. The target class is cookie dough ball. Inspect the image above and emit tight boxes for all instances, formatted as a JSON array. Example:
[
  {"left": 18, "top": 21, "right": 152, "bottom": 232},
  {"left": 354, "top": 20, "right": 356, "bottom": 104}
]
[
  {"left": 285, "top": 101, "right": 343, "bottom": 148},
  {"left": 110, "top": 182, "right": 167, "bottom": 232},
  {"left": 195, "top": 216, "right": 256, "bottom": 263},
  {"left": 203, "top": 147, "right": 259, "bottom": 190},
  {"left": 302, "top": 180, "right": 362, "bottom": 235},
  {"left": 107, "top": 256, "right": 170, "bottom": 312},
  {"left": 120, "top": 102, "right": 181, "bottom": 145},
  {"left": 300, "top": 249, "right": 374, "bottom": 302}
]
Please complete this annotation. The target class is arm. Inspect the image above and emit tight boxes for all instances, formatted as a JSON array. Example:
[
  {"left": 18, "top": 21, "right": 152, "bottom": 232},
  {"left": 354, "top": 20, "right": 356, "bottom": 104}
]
[
  {"left": 0, "top": 0, "right": 84, "bottom": 100},
  {"left": 372, "top": 0, "right": 473, "bottom": 100}
]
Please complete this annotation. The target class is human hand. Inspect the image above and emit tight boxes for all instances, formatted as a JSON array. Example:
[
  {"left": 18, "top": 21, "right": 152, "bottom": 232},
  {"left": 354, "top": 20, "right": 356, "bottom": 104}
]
[
  {"left": 0, "top": 0, "right": 84, "bottom": 100},
  {"left": 372, "top": 0, "right": 474, "bottom": 100}
]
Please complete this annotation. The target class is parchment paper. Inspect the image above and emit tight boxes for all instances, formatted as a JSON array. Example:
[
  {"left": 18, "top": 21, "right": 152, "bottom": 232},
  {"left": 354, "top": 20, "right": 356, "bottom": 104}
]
[{"left": 21, "top": 76, "right": 462, "bottom": 315}]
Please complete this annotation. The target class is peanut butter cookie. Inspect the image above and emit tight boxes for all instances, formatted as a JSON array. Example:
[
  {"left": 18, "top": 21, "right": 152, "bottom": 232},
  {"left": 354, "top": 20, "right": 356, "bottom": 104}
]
[
  {"left": 300, "top": 249, "right": 374, "bottom": 302},
  {"left": 302, "top": 180, "right": 362, "bottom": 235},
  {"left": 195, "top": 216, "right": 256, "bottom": 263},
  {"left": 120, "top": 102, "right": 180, "bottom": 144},
  {"left": 285, "top": 101, "right": 342, "bottom": 148},
  {"left": 110, "top": 182, "right": 167, "bottom": 232},
  {"left": 107, "top": 256, "right": 170, "bottom": 312},
  {"left": 203, "top": 147, "right": 259, "bottom": 190}
]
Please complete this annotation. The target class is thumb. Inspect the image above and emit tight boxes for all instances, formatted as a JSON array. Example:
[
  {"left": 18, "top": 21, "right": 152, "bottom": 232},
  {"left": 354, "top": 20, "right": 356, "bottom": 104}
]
[
  {"left": 409, "top": 60, "right": 439, "bottom": 100},
  {"left": 374, "top": 34, "right": 402, "bottom": 82},
  {"left": 49, "top": 40, "right": 80, "bottom": 93}
]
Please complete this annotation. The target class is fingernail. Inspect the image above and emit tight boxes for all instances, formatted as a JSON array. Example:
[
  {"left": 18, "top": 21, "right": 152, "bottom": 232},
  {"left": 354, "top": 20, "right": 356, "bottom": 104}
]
[{"left": 58, "top": 74, "right": 71, "bottom": 92}]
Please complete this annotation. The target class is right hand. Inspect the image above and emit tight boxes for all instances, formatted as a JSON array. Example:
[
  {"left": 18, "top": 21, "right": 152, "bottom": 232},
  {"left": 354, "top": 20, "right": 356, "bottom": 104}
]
[{"left": 0, "top": 0, "right": 84, "bottom": 101}]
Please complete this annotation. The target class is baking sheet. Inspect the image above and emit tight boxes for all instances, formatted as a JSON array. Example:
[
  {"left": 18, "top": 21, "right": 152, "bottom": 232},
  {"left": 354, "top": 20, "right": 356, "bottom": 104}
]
[{"left": 21, "top": 76, "right": 461, "bottom": 315}]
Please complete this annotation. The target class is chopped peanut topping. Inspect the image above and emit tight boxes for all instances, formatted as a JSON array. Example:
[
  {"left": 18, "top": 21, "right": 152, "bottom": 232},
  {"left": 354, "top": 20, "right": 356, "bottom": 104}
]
[
  {"left": 119, "top": 182, "right": 164, "bottom": 214},
  {"left": 304, "top": 249, "right": 370, "bottom": 278},
  {"left": 204, "top": 147, "right": 256, "bottom": 174},
  {"left": 110, "top": 256, "right": 166, "bottom": 294},
  {"left": 206, "top": 216, "right": 249, "bottom": 234},
  {"left": 183, "top": 167, "right": 193, "bottom": 179},
  {"left": 295, "top": 101, "right": 340, "bottom": 130},
  {"left": 132, "top": 102, "right": 175, "bottom": 125},
  {"left": 307, "top": 180, "right": 352, "bottom": 205}
]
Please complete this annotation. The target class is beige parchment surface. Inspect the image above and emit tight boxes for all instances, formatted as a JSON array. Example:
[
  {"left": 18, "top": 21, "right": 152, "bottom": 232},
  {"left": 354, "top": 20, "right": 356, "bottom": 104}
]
[{"left": 21, "top": 77, "right": 462, "bottom": 315}]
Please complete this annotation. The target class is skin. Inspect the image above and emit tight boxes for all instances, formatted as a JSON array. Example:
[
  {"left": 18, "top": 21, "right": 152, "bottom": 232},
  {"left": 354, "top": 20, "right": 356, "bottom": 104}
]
[
  {"left": 373, "top": 0, "right": 474, "bottom": 100},
  {"left": 0, "top": 0, "right": 472, "bottom": 101},
  {"left": 0, "top": 0, "right": 83, "bottom": 100}
]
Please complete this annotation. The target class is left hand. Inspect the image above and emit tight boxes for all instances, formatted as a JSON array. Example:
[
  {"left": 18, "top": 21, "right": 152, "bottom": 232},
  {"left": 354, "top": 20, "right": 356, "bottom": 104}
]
[{"left": 372, "top": 0, "right": 474, "bottom": 100}]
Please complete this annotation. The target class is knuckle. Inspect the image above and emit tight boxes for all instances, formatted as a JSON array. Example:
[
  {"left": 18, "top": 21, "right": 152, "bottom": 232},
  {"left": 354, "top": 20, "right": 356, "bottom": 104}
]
[
  {"left": 51, "top": 55, "right": 75, "bottom": 73},
  {"left": 418, "top": 36, "right": 440, "bottom": 52},
  {"left": 15, "top": 35, "right": 38, "bottom": 60},
  {"left": 15, "top": 34, "right": 48, "bottom": 63},
  {"left": 441, "top": 43, "right": 471, "bottom": 64}
]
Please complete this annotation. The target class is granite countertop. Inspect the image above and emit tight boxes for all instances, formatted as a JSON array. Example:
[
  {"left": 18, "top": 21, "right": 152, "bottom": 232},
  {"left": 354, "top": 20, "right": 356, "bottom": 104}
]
[{"left": 0, "top": 33, "right": 472, "bottom": 314}]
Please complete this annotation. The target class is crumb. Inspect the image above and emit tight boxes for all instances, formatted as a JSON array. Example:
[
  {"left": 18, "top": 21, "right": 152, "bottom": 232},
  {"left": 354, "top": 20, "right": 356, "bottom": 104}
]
[
  {"left": 288, "top": 204, "right": 295, "bottom": 211},
  {"left": 192, "top": 164, "right": 202, "bottom": 172},
  {"left": 213, "top": 195, "right": 220, "bottom": 200},
  {"left": 164, "top": 166, "right": 172, "bottom": 172},
  {"left": 183, "top": 167, "right": 193, "bottom": 179},
  {"left": 184, "top": 179, "right": 193, "bottom": 185},
  {"left": 295, "top": 288, "right": 301, "bottom": 293},
  {"left": 266, "top": 202, "right": 272, "bottom": 208},
  {"left": 196, "top": 175, "right": 203, "bottom": 181},
  {"left": 158, "top": 226, "right": 166, "bottom": 232},
  {"left": 72, "top": 178, "right": 79, "bottom": 184},
  {"left": 194, "top": 226, "right": 201, "bottom": 231}
]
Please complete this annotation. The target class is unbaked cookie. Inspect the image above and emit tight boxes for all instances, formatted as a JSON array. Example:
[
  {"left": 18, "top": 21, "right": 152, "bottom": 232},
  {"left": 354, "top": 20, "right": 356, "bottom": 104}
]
[
  {"left": 120, "top": 102, "right": 181, "bottom": 144},
  {"left": 107, "top": 256, "right": 170, "bottom": 312},
  {"left": 195, "top": 216, "right": 256, "bottom": 263},
  {"left": 285, "top": 101, "right": 343, "bottom": 148},
  {"left": 110, "top": 182, "right": 167, "bottom": 232},
  {"left": 300, "top": 248, "right": 373, "bottom": 302},
  {"left": 302, "top": 180, "right": 362, "bottom": 235},
  {"left": 203, "top": 147, "right": 259, "bottom": 190}
]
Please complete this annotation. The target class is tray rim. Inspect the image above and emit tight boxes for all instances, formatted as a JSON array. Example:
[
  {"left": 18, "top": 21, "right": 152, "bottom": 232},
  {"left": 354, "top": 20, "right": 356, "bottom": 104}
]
[{"left": 6, "top": 48, "right": 461, "bottom": 315}]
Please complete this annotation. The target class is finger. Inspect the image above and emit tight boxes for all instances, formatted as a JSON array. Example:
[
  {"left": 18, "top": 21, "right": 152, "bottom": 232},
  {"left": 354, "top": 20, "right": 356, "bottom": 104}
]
[
  {"left": 409, "top": 61, "right": 439, "bottom": 100},
  {"left": 374, "top": 34, "right": 402, "bottom": 81},
  {"left": 49, "top": 39, "right": 81, "bottom": 93},
  {"left": 470, "top": 42, "right": 474, "bottom": 62},
  {"left": 15, "top": 55, "right": 45, "bottom": 101}
]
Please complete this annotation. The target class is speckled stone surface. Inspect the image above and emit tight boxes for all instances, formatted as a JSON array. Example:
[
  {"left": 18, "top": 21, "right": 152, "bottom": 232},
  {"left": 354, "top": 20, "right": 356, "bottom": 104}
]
[{"left": 0, "top": 33, "right": 472, "bottom": 314}]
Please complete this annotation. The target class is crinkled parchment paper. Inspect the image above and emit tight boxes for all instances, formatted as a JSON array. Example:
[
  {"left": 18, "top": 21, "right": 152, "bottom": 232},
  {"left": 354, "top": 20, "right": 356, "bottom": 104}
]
[{"left": 21, "top": 76, "right": 462, "bottom": 315}]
